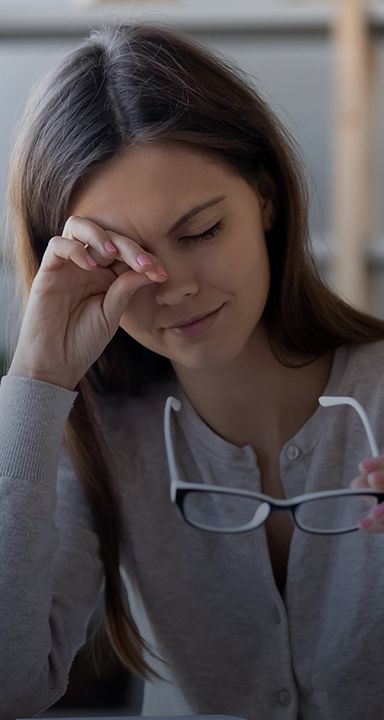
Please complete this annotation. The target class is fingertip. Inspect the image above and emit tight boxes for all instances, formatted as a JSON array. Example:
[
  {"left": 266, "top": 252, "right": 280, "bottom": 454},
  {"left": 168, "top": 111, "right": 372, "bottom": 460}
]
[
  {"left": 85, "top": 254, "right": 98, "bottom": 268},
  {"left": 359, "top": 457, "right": 380, "bottom": 473},
  {"left": 358, "top": 517, "right": 374, "bottom": 531},
  {"left": 367, "top": 470, "right": 384, "bottom": 488},
  {"left": 144, "top": 268, "right": 168, "bottom": 282},
  {"left": 104, "top": 240, "right": 118, "bottom": 254}
]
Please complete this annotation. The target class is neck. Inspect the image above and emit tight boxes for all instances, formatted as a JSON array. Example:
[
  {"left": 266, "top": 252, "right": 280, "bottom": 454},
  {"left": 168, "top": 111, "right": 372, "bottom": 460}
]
[{"left": 172, "top": 326, "right": 334, "bottom": 453}]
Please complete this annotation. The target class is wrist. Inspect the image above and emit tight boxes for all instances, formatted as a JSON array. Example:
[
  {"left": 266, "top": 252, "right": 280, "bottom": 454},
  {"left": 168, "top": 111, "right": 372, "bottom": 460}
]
[{"left": 7, "top": 362, "right": 77, "bottom": 391}]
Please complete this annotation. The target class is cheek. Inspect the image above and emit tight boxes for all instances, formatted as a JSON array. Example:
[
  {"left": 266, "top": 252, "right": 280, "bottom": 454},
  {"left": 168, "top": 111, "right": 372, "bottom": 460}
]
[{"left": 213, "top": 233, "right": 270, "bottom": 291}]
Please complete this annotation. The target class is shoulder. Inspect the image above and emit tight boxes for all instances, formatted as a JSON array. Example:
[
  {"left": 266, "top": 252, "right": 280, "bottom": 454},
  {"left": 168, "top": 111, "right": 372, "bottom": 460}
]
[
  {"left": 340, "top": 339, "right": 384, "bottom": 392},
  {"left": 339, "top": 339, "right": 384, "bottom": 426},
  {"left": 346, "top": 338, "right": 384, "bottom": 368}
]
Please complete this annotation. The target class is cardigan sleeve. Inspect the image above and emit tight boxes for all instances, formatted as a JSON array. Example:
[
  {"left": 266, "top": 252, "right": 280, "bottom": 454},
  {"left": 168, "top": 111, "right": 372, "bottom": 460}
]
[{"left": 0, "top": 375, "right": 104, "bottom": 719}]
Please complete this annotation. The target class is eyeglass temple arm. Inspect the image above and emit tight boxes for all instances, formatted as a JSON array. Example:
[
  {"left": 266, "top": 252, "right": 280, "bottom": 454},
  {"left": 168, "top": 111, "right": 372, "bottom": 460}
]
[
  {"left": 164, "top": 396, "right": 182, "bottom": 501},
  {"left": 319, "top": 395, "right": 379, "bottom": 457},
  {"left": 165, "top": 395, "right": 379, "bottom": 496}
]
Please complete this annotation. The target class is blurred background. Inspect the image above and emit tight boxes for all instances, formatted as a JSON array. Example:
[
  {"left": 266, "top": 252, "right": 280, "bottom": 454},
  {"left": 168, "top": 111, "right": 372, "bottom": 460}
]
[{"left": 1, "top": 0, "right": 383, "bottom": 715}]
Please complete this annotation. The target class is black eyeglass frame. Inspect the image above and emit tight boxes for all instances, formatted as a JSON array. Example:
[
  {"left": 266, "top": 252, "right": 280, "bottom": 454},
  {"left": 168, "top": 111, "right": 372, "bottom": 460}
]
[
  {"left": 173, "top": 483, "right": 384, "bottom": 535},
  {"left": 164, "top": 395, "right": 382, "bottom": 536}
]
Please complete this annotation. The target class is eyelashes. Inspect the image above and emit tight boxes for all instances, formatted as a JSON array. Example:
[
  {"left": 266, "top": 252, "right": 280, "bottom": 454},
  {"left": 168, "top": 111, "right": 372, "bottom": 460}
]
[
  {"left": 180, "top": 219, "right": 225, "bottom": 245},
  {"left": 138, "top": 218, "right": 225, "bottom": 254}
]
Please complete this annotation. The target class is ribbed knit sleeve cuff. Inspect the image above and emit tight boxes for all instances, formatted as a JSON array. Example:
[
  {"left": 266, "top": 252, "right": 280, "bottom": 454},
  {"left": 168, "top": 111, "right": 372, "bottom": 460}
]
[{"left": 0, "top": 374, "right": 78, "bottom": 483}]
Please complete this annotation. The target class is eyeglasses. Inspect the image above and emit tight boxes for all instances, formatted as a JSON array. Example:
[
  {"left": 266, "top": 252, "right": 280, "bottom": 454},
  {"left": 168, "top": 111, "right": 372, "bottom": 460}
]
[{"left": 164, "top": 394, "right": 383, "bottom": 535}]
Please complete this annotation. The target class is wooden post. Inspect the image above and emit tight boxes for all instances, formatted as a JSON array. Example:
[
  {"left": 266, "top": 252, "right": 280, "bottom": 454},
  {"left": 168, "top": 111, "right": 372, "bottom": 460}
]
[{"left": 331, "top": 0, "right": 373, "bottom": 310}]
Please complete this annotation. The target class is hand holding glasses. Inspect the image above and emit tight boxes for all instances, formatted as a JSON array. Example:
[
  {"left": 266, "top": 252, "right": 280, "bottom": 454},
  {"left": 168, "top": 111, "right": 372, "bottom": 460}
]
[{"left": 164, "top": 395, "right": 384, "bottom": 535}]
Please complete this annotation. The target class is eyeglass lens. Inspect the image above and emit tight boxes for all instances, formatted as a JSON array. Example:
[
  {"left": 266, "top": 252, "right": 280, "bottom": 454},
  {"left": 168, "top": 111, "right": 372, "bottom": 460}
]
[
  {"left": 183, "top": 490, "right": 378, "bottom": 533},
  {"left": 295, "top": 493, "right": 377, "bottom": 532}
]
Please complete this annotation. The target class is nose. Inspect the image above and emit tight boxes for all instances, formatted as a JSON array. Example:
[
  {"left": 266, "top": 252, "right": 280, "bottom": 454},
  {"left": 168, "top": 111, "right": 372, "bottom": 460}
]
[{"left": 155, "top": 262, "right": 199, "bottom": 306}]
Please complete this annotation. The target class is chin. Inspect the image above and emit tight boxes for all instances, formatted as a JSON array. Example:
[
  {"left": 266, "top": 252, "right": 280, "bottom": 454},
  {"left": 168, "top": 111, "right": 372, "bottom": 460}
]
[{"left": 171, "top": 344, "right": 242, "bottom": 372}]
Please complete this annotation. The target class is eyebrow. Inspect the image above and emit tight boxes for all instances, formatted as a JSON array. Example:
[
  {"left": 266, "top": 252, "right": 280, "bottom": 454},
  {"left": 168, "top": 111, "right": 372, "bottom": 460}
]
[{"left": 168, "top": 195, "right": 226, "bottom": 234}]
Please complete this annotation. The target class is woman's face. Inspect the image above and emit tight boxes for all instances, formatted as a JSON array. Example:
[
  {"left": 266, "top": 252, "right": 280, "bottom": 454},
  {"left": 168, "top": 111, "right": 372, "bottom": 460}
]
[{"left": 70, "top": 142, "right": 273, "bottom": 371}]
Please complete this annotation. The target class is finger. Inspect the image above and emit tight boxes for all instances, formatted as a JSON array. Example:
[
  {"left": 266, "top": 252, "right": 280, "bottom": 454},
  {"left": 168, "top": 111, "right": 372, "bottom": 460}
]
[
  {"left": 62, "top": 216, "right": 169, "bottom": 279},
  {"left": 102, "top": 269, "right": 154, "bottom": 331},
  {"left": 63, "top": 215, "right": 168, "bottom": 280},
  {"left": 358, "top": 455, "right": 384, "bottom": 474},
  {"left": 348, "top": 478, "right": 378, "bottom": 521},
  {"left": 358, "top": 510, "right": 384, "bottom": 533},
  {"left": 61, "top": 216, "right": 119, "bottom": 267},
  {"left": 106, "top": 256, "right": 168, "bottom": 285},
  {"left": 105, "top": 229, "right": 168, "bottom": 279},
  {"left": 366, "top": 470, "right": 384, "bottom": 489},
  {"left": 43, "top": 235, "right": 100, "bottom": 272}
]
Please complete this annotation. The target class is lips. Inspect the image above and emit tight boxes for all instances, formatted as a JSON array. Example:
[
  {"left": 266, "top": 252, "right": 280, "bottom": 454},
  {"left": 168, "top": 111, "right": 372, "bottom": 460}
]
[{"left": 167, "top": 306, "right": 222, "bottom": 329}]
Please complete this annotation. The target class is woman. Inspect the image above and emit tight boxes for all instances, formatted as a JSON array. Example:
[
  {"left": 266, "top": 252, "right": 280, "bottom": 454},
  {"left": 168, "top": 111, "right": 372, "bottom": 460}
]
[{"left": 1, "top": 22, "right": 384, "bottom": 720}]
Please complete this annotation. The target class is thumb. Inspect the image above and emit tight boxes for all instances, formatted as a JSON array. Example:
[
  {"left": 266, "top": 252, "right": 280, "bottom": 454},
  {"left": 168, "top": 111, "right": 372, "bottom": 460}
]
[{"left": 103, "top": 271, "right": 154, "bottom": 332}]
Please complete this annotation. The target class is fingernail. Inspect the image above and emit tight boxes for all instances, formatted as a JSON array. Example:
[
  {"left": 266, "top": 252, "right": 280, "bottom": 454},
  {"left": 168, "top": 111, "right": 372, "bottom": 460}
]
[
  {"left": 104, "top": 241, "right": 117, "bottom": 253},
  {"left": 86, "top": 254, "right": 97, "bottom": 267},
  {"left": 371, "top": 503, "right": 384, "bottom": 519},
  {"left": 136, "top": 254, "right": 153, "bottom": 267},
  {"left": 155, "top": 266, "right": 168, "bottom": 278}
]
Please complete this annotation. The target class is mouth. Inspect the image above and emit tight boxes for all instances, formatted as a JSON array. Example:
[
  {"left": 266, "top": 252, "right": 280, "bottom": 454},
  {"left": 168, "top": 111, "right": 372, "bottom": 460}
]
[
  {"left": 166, "top": 306, "right": 223, "bottom": 329},
  {"left": 165, "top": 304, "right": 225, "bottom": 338}
]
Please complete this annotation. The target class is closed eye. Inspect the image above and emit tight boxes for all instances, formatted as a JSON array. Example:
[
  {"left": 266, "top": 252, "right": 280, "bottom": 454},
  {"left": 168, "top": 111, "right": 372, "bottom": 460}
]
[{"left": 179, "top": 219, "right": 225, "bottom": 245}]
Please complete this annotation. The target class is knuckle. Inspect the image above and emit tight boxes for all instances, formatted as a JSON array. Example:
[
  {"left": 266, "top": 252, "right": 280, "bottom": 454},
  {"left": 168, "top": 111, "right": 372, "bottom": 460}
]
[
  {"left": 62, "top": 215, "right": 90, "bottom": 239},
  {"left": 130, "top": 238, "right": 149, "bottom": 255},
  {"left": 66, "top": 214, "right": 80, "bottom": 225},
  {"left": 61, "top": 216, "right": 75, "bottom": 234},
  {"left": 48, "top": 236, "right": 61, "bottom": 247}
]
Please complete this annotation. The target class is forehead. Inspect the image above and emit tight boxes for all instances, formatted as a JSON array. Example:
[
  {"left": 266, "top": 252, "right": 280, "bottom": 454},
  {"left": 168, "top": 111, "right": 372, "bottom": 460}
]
[{"left": 69, "top": 143, "right": 234, "bottom": 221}]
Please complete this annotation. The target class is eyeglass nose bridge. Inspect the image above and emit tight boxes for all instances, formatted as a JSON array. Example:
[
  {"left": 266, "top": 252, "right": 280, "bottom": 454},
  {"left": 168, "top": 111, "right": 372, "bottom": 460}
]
[
  {"left": 258, "top": 497, "right": 300, "bottom": 530},
  {"left": 233, "top": 496, "right": 302, "bottom": 532}
]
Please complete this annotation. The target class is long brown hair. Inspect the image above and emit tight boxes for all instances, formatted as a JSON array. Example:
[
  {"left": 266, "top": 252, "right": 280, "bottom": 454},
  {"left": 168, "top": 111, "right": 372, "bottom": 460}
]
[{"left": 6, "top": 22, "right": 384, "bottom": 676}]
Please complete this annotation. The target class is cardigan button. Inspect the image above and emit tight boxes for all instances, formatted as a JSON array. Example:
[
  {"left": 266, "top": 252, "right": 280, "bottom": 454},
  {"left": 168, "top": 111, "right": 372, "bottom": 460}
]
[
  {"left": 286, "top": 444, "right": 300, "bottom": 460},
  {"left": 277, "top": 689, "right": 292, "bottom": 707}
]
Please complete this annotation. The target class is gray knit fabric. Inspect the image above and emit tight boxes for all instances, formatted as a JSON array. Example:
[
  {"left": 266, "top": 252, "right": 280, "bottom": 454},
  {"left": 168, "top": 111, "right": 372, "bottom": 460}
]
[{"left": 0, "top": 340, "right": 384, "bottom": 720}]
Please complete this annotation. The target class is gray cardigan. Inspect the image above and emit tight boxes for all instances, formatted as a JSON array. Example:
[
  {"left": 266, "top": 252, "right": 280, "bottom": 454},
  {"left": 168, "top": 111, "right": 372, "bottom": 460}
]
[{"left": 0, "top": 340, "right": 384, "bottom": 720}]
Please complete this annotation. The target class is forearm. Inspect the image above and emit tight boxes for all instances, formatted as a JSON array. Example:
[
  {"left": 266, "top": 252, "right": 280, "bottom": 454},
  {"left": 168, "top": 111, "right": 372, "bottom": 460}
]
[{"left": 0, "top": 375, "right": 102, "bottom": 716}]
